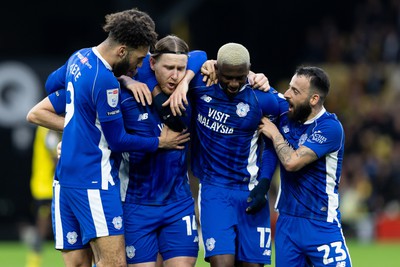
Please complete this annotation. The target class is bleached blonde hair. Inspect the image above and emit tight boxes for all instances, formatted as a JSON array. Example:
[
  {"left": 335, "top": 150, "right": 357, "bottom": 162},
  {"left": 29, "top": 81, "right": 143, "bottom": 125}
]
[{"left": 217, "top": 43, "right": 250, "bottom": 66}]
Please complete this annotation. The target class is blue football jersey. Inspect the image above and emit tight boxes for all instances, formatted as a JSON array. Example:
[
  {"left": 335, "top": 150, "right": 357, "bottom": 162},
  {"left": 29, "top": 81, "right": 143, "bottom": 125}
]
[
  {"left": 189, "top": 74, "right": 280, "bottom": 191},
  {"left": 119, "top": 88, "right": 193, "bottom": 205},
  {"left": 47, "top": 47, "right": 158, "bottom": 190},
  {"left": 48, "top": 89, "right": 66, "bottom": 115},
  {"left": 274, "top": 92, "right": 345, "bottom": 223},
  {"left": 118, "top": 50, "right": 204, "bottom": 205}
]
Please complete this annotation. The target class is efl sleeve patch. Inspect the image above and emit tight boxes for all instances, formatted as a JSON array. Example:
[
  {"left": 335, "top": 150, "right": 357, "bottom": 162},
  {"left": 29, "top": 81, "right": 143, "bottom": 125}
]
[{"left": 106, "top": 88, "right": 119, "bottom": 107}]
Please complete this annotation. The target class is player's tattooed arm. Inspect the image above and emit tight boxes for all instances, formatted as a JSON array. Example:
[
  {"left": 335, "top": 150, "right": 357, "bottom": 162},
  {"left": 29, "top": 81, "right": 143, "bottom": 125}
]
[
  {"left": 259, "top": 117, "right": 318, "bottom": 172},
  {"left": 275, "top": 140, "right": 318, "bottom": 172},
  {"left": 274, "top": 137, "right": 293, "bottom": 165}
]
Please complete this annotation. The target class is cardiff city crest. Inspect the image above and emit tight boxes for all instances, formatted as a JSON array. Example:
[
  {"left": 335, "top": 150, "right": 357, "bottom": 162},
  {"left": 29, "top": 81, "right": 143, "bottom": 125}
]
[{"left": 236, "top": 102, "right": 250, "bottom": 117}]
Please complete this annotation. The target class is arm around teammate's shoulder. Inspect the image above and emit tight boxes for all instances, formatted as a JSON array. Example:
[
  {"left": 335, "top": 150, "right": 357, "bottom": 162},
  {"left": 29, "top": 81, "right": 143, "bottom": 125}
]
[
  {"left": 26, "top": 90, "right": 66, "bottom": 132},
  {"left": 256, "top": 89, "right": 280, "bottom": 122}
]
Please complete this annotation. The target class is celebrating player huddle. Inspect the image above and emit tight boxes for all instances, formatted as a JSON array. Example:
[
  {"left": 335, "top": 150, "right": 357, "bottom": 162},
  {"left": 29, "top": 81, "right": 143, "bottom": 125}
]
[{"left": 26, "top": 6, "right": 352, "bottom": 267}]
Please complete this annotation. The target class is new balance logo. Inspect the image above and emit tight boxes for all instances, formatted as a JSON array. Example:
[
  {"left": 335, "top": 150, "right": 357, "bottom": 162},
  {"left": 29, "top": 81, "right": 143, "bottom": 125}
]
[
  {"left": 201, "top": 94, "right": 212, "bottom": 103},
  {"left": 282, "top": 125, "right": 289, "bottom": 133},
  {"left": 263, "top": 249, "right": 271, "bottom": 256},
  {"left": 138, "top": 113, "right": 149, "bottom": 121}
]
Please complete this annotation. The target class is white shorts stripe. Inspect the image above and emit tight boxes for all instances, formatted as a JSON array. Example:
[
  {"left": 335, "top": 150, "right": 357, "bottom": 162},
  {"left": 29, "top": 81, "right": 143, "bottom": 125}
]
[
  {"left": 198, "top": 183, "right": 202, "bottom": 223},
  {"left": 326, "top": 151, "right": 339, "bottom": 223},
  {"left": 53, "top": 181, "right": 63, "bottom": 249},
  {"left": 87, "top": 189, "right": 109, "bottom": 237}
]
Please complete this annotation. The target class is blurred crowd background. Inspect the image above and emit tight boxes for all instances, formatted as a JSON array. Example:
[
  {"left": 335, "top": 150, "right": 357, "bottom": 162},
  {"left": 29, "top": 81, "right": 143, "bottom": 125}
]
[{"left": 0, "top": 0, "right": 399, "bottom": 242}]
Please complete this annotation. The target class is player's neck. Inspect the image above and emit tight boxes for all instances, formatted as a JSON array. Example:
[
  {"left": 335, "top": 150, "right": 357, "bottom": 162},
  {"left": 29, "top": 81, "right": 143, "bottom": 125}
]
[
  {"left": 305, "top": 106, "right": 324, "bottom": 123},
  {"left": 96, "top": 40, "right": 117, "bottom": 66}
]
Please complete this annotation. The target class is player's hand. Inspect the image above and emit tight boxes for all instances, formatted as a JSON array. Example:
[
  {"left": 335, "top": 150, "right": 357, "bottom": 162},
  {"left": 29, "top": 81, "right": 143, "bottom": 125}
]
[
  {"left": 248, "top": 72, "right": 270, "bottom": 91},
  {"left": 201, "top": 60, "right": 218, "bottom": 86},
  {"left": 153, "top": 89, "right": 187, "bottom": 132},
  {"left": 161, "top": 82, "right": 189, "bottom": 116},
  {"left": 158, "top": 125, "right": 190, "bottom": 150},
  {"left": 246, "top": 178, "right": 271, "bottom": 214},
  {"left": 258, "top": 117, "right": 280, "bottom": 140},
  {"left": 118, "top": 75, "right": 152, "bottom": 106}
]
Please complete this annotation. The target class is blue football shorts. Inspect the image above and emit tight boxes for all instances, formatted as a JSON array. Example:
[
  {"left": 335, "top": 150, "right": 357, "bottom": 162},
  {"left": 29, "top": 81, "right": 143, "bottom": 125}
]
[
  {"left": 123, "top": 197, "right": 199, "bottom": 264},
  {"left": 199, "top": 182, "right": 272, "bottom": 265},
  {"left": 275, "top": 214, "right": 352, "bottom": 267},
  {"left": 52, "top": 180, "right": 124, "bottom": 249}
]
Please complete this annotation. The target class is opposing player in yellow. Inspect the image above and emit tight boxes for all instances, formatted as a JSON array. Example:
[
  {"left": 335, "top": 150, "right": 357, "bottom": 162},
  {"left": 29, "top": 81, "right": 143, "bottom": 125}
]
[{"left": 26, "top": 126, "right": 61, "bottom": 267}]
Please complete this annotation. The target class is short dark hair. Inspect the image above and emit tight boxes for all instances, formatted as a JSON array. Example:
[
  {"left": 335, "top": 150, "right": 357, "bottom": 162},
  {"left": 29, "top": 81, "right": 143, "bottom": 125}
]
[
  {"left": 295, "top": 66, "right": 330, "bottom": 101},
  {"left": 103, "top": 8, "right": 158, "bottom": 49}
]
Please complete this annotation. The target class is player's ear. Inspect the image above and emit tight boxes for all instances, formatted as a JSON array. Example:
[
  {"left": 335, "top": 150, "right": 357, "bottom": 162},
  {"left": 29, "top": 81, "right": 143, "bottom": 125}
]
[
  {"left": 310, "top": 94, "right": 320, "bottom": 106},
  {"left": 149, "top": 56, "right": 156, "bottom": 71},
  {"left": 118, "top": 46, "right": 127, "bottom": 58}
]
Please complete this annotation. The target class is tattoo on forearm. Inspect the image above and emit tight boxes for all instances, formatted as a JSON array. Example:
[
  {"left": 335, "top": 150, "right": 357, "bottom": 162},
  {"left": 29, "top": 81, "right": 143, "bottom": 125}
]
[
  {"left": 296, "top": 148, "right": 317, "bottom": 161},
  {"left": 273, "top": 135, "right": 317, "bottom": 167},
  {"left": 273, "top": 135, "right": 294, "bottom": 164},
  {"left": 278, "top": 145, "right": 293, "bottom": 164},
  {"left": 295, "top": 149, "right": 307, "bottom": 158}
]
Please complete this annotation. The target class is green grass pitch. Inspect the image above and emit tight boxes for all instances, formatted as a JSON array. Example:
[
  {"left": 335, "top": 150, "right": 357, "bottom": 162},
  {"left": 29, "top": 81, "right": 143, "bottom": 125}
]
[{"left": 0, "top": 240, "right": 399, "bottom": 266}]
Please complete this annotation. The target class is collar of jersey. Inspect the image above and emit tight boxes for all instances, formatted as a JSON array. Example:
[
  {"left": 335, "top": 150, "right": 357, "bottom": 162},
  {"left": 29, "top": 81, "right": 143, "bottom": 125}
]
[
  {"left": 92, "top": 47, "right": 112, "bottom": 71},
  {"left": 303, "top": 106, "right": 326, "bottom": 125},
  {"left": 218, "top": 83, "right": 249, "bottom": 93}
]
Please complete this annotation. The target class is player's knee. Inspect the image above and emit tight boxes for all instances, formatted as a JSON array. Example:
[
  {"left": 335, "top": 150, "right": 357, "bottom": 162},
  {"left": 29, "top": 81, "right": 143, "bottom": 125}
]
[
  {"left": 163, "top": 256, "right": 197, "bottom": 267},
  {"left": 112, "top": 259, "right": 126, "bottom": 267},
  {"left": 96, "top": 257, "right": 126, "bottom": 267}
]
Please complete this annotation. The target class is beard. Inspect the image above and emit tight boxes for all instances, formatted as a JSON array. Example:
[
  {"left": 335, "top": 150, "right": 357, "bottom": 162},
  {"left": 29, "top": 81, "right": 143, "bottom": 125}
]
[
  {"left": 288, "top": 100, "right": 311, "bottom": 123},
  {"left": 113, "top": 56, "right": 131, "bottom": 77}
]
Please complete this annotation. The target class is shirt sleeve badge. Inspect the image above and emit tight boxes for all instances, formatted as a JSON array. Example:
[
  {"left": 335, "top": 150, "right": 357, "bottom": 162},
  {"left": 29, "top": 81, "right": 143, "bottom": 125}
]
[{"left": 106, "top": 88, "right": 119, "bottom": 108}]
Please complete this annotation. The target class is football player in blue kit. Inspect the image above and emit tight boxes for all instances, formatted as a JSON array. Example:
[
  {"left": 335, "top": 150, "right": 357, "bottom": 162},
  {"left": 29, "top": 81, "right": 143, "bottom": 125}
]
[
  {"left": 30, "top": 8, "right": 190, "bottom": 267},
  {"left": 118, "top": 35, "right": 205, "bottom": 267},
  {"left": 258, "top": 66, "right": 352, "bottom": 267},
  {"left": 28, "top": 34, "right": 204, "bottom": 267},
  {"left": 163, "top": 43, "right": 280, "bottom": 267}
]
